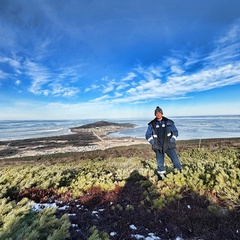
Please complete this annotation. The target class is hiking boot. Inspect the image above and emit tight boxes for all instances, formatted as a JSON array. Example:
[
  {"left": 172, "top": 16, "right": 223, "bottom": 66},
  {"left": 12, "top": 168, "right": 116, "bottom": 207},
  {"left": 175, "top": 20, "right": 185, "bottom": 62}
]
[{"left": 157, "top": 171, "right": 166, "bottom": 181}]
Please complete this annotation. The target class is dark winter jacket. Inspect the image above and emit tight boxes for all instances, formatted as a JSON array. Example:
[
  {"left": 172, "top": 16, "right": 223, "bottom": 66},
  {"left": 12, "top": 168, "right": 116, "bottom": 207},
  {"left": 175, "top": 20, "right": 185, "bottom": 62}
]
[{"left": 145, "top": 117, "right": 178, "bottom": 153}]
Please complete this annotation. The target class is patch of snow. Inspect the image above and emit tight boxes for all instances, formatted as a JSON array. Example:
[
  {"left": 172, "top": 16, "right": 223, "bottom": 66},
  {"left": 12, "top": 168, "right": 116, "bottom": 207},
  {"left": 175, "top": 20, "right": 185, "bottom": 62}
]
[
  {"left": 130, "top": 224, "right": 138, "bottom": 230},
  {"left": 91, "top": 210, "right": 99, "bottom": 218},
  {"left": 71, "top": 224, "right": 79, "bottom": 228},
  {"left": 68, "top": 213, "right": 76, "bottom": 216},
  {"left": 131, "top": 234, "right": 145, "bottom": 239},
  {"left": 175, "top": 237, "right": 184, "bottom": 240},
  {"left": 132, "top": 233, "right": 162, "bottom": 239},
  {"left": 146, "top": 233, "right": 161, "bottom": 239},
  {"left": 31, "top": 203, "right": 57, "bottom": 212},
  {"left": 110, "top": 232, "right": 117, "bottom": 236},
  {"left": 58, "top": 205, "right": 69, "bottom": 210}
]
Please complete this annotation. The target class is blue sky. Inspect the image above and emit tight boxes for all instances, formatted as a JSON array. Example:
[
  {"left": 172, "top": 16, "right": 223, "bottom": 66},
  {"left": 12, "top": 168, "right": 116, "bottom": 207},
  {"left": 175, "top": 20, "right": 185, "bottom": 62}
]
[{"left": 0, "top": 0, "right": 240, "bottom": 120}]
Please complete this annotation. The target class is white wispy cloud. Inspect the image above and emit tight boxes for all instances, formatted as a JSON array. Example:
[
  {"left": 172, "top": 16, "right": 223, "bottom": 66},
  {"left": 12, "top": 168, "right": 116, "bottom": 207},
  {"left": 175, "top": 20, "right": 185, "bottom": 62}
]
[
  {"left": 0, "top": 69, "right": 8, "bottom": 79},
  {"left": 116, "top": 83, "right": 131, "bottom": 91},
  {"left": 25, "top": 60, "right": 51, "bottom": 94},
  {"left": 0, "top": 56, "right": 21, "bottom": 81},
  {"left": 206, "top": 20, "right": 240, "bottom": 64},
  {"left": 91, "top": 19, "right": 240, "bottom": 104},
  {"left": 15, "top": 80, "right": 21, "bottom": 85},
  {"left": 24, "top": 60, "right": 80, "bottom": 97},
  {"left": 90, "top": 94, "right": 111, "bottom": 103},
  {"left": 102, "top": 84, "right": 115, "bottom": 94},
  {"left": 101, "top": 78, "right": 117, "bottom": 94},
  {"left": 85, "top": 84, "right": 100, "bottom": 92},
  {"left": 0, "top": 56, "right": 21, "bottom": 69},
  {"left": 49, "top": 82, "right": 79, "bottom": 97},
  {"left": 121, "top": 72, "right": 137, "bottom": 81}
]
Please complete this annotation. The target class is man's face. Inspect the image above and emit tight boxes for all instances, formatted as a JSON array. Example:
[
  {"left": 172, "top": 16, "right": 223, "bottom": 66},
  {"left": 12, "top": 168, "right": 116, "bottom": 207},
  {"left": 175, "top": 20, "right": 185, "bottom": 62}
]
[{"left": 155, "top": 112, "right": 162, "bottom": 120}]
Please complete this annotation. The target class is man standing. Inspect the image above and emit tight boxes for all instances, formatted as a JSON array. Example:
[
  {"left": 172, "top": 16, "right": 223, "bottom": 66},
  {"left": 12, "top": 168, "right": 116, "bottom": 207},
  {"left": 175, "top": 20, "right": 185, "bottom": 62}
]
[{"left": 145, "top": 106, "right": 182, "bottom": 180}]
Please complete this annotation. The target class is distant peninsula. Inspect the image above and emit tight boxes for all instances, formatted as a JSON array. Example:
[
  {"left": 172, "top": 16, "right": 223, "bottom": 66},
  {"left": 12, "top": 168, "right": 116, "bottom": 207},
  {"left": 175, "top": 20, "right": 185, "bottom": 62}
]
[
  {"left": 0, "top": 120, "right": 145, "bottom": 159},
  {"left": 71, "top": 120, "right": 136, "bottom": 129}
]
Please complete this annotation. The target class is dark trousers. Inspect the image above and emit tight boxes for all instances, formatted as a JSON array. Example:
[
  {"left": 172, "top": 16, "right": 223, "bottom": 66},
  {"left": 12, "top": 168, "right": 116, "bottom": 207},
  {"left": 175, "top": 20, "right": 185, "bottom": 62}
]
[{"left": 155, "top": 148, "right": 182, "bottom": 172}]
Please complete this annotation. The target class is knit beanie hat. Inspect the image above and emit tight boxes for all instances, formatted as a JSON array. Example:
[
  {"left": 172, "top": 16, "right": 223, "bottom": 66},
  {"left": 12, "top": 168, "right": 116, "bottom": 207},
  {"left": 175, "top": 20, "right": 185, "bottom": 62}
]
[{"left": 154, "top": 106, "right": 163, "bottom": 115}]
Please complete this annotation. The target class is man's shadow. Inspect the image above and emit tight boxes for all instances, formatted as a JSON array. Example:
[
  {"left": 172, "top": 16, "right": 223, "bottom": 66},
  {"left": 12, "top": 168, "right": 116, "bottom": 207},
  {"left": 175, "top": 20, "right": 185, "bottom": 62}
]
[
  {"left": 91, "top": 169, "right": 239, "bottom": 240},
  {"left": 4, "top": 169, "right": 239, "bottom": 240},
  {"left": 91, "top": 169, "right": 180, "bottom": 239}
]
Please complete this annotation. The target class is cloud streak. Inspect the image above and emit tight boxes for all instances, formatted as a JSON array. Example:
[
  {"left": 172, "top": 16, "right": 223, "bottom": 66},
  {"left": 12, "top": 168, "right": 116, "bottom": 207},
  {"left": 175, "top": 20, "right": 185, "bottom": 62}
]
[
  {"left": 0, "top": 1, "right": 240, "bottom": 119},
  {"left": 1, "top": 18, "right": 239, "bottom": 105},
  {"left": 89, "top": 19, "right": 240, "bottom": 104}
]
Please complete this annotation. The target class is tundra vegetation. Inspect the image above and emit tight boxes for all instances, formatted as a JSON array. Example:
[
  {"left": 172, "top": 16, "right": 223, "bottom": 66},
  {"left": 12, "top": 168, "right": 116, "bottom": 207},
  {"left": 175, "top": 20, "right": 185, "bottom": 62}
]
[{"left": 0, "top": 140, "right": 239, "bottom": 240}]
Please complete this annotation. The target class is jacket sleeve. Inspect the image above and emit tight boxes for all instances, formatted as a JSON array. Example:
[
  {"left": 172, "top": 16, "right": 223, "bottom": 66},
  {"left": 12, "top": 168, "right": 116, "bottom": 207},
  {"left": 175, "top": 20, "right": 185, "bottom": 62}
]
[
  {"left": 171, "top": 122, "right": 179, "bottom": 139},
  {"left": 145, "top": 124, "right": 154, "bottom": 144}
]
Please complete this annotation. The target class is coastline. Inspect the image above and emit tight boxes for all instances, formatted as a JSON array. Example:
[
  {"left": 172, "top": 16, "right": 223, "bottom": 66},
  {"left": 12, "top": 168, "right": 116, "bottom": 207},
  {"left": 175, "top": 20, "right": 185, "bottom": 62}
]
[
  {"left": 0, "top": 121, "right": 147, "bottom": 159},
  {"left": 0, "top": 120, "right": 239, "bottom": 160}
]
